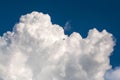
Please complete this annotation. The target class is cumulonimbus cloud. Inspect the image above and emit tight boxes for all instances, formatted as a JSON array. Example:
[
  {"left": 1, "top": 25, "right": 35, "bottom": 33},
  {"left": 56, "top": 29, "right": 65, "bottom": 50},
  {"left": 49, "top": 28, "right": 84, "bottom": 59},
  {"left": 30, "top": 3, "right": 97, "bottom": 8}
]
[{"left": 0, "top": 12, "right": 115, "bottom": 80}]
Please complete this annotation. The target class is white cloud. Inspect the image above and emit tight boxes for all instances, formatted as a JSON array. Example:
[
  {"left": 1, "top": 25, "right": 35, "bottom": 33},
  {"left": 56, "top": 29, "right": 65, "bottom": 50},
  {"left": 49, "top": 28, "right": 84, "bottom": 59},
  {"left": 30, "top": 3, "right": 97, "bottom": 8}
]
[
  {"left": 0, "top": 12, "right": 115, "bottom": 80},
  {"left": 105, "top": 67, "right": 120, "bottom": 80}
]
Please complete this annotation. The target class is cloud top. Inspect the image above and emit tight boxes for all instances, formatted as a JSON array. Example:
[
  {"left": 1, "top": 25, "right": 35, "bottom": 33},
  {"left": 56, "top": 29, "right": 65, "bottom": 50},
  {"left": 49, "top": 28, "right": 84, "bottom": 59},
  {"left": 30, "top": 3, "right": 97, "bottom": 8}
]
[
  {"left": 0, "top": 12, "right": 115, "bottom": 80},
  {"left": 105, "top": 67, "right": 120, "bottom": 80}
]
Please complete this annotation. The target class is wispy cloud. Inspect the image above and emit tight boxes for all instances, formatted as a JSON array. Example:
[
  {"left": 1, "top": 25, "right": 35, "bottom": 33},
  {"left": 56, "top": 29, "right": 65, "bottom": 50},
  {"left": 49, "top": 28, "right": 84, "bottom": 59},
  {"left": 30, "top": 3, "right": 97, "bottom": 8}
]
[{"left": 64, "top": 21, "right": 71, "bottom": 32}]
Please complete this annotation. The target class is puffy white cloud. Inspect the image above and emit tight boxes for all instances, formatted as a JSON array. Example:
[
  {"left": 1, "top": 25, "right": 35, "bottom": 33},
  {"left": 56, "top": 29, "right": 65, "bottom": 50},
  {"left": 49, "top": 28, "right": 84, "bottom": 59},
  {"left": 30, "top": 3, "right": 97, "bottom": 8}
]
[
  {"left": 0, "top": 12, "right": 115, "bottom": 80},
  {"left": 105, "top": 67, "right": 120, "bottom": 80}
]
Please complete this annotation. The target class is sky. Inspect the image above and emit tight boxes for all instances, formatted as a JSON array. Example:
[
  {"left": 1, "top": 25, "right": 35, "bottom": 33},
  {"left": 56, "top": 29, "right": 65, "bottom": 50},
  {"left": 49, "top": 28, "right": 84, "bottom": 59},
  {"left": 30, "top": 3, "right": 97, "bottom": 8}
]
[{"left": 0, "top": 0, "right": 120, "bottom": 80}]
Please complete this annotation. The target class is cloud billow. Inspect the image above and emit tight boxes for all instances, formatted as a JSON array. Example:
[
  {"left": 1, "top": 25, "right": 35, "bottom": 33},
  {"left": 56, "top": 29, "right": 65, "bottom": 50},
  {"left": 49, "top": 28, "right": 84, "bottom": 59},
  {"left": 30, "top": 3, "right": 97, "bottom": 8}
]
[
  {"left": 0, "top": 12, "right": 115, "bottom": 80},
  {"left": 105, "top": 67, "right": 120, "bottom": 80}
]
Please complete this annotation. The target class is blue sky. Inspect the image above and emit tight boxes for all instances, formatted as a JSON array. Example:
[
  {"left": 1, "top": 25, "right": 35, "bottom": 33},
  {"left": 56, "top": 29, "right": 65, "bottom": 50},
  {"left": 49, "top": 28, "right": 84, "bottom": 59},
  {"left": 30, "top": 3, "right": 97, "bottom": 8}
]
[{"left": 0, "top": 0, "right": 120, "bottom": 69}]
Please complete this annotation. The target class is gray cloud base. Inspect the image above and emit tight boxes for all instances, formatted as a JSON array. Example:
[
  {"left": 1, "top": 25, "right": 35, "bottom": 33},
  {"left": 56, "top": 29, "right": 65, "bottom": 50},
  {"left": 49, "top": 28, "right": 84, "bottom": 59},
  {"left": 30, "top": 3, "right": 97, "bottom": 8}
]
[{"left": 0, "top": 12, "right": 115, "bottom": 80}]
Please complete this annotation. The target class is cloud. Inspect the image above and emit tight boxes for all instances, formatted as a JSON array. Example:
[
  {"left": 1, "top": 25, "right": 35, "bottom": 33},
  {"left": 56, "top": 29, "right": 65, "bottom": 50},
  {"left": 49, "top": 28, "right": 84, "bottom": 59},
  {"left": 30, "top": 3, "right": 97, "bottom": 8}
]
[
  {"left": 105, "top": 67, "right": 120, "bottom": 80},
  {"left": 64, "top": 21, "right": 71, "bottom": 32},
  {"left": 0, "top": 12, "right": 115, "bottom": 80}
]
